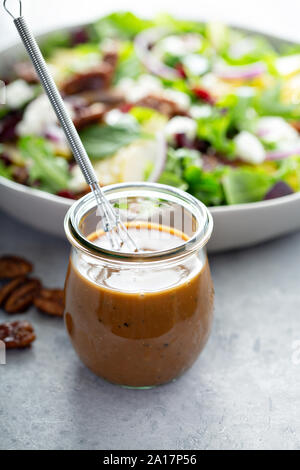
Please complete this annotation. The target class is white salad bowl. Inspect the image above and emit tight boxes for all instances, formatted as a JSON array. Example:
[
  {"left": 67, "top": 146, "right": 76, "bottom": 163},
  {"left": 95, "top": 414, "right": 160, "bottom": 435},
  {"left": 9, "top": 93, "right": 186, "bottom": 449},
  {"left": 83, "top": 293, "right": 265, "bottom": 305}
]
[
  {"left": 0, "top": 24, "right": 300, "bottom": 252},
  {"left": 2, "top": 174, "right": 300, "bottom": 252}
]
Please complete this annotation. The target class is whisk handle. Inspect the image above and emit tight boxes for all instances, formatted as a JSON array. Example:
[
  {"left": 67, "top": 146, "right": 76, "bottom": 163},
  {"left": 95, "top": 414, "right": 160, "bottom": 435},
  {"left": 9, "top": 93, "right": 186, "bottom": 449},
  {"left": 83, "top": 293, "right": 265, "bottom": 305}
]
[{"left": 13, "top": 16, "right": 99, "bottom": 188}]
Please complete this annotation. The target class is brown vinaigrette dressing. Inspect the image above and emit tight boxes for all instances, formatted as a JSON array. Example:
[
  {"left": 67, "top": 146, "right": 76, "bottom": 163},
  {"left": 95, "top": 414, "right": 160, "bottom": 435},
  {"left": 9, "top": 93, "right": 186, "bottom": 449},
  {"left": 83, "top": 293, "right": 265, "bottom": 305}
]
[{"left": 64, "top": 223, "right": 214, "bottom": 387}]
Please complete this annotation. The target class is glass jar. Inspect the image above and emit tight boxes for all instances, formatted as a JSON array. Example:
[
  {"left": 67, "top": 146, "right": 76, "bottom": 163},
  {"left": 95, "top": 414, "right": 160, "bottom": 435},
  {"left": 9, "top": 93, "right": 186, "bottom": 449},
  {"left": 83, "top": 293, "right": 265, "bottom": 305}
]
[{"left": 64, "top": 182, "right": 214, "bottom": 388}]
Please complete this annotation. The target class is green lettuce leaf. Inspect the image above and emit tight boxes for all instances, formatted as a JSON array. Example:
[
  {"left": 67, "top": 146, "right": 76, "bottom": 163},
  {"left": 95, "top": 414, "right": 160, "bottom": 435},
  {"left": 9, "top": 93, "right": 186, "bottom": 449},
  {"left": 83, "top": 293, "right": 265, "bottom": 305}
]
[
  {"left": 113, "top": 42, "right": 143, "bottom": 83},
  {"left": 223, "top": 167, "right": 274, "bottom": 204},
  {"left": 159, "top": 148, "right": 225, "bottom": 205},
  {"left": 254, "top": 82, "right": 300, "bottom": 120},
  {"left": 184, "top": 165, "right": 225, "bottom": 206},
  {"left": 80, "top": 122, "right": 141, "bottom": 160},
  {"left": 158, "top": 171, "right": 188, "bottom": 190},
  {"left": 0, "top": 106, "right": 9, "bottom": 120},
  {"left": 218, "top": 93, "right": 257, "bottom": 133},
  {"left": 0, "top": 159, "right": 12, "bottom": 179},
  {"left": 223, "top": 34, "right": 276, "bottom": 65},
  {"left": 40, "top": 31, "right": 71, "bottom": 58},
  {"left": 19, "top": 136, "right": 70, "bottom": 193},
  {"left": 196, "top": 110, "right": 236, "bottom": 158},
  {"left": 154, "top": 13, "right": 204, "bottom": 35},
  {"left": 92, "top": 12, "right": 153, "bottom": 41}
]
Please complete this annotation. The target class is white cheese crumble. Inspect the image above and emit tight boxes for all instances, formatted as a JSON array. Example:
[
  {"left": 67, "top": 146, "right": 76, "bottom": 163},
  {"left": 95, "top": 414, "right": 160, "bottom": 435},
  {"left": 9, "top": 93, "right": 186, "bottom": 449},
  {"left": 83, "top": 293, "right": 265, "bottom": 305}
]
[
  {"left": 162, "top": 89, "right": 190, "bottom": 110},
  {"left": 182, "top": 54, "right": 209, "bottom": 76},
  {"left": 5, "top": 79, "right": 34, "bottom": 110},
  {"left": 164, "top": 116, "right": 197, "bottom": 144},
  {"left": 104, "top": 109, "right": 137, "bottom": 127},
  {"left": 155, "top": 34, "right": 202, "bottom": 57},
  {"left": 276, "top": 54, "right": 300, "bottom": 77},
  {"left": 256, "top": 117, "right": 299, "bottom": 144},
  {"left": 17, "top": 94, "right": 73, "bottom": 136},
  {"left": 234, "top": 131, "right": 265, "bottom": 164},
  {"left": 116, "top": 75, "right": 162, "bottom": 102},
  {"left": 229, "top": 38, "right": 255, "bottom": 60},
  {"left": 190, "top": 105, "right": 212, "bottom": 119}
]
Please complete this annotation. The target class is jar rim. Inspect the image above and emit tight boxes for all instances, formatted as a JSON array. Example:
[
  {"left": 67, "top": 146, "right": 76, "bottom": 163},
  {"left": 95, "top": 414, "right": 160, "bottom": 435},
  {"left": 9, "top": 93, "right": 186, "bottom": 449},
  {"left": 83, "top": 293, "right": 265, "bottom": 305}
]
[{"left": 64, "top": 182, "right": 213, "bottom": 262}]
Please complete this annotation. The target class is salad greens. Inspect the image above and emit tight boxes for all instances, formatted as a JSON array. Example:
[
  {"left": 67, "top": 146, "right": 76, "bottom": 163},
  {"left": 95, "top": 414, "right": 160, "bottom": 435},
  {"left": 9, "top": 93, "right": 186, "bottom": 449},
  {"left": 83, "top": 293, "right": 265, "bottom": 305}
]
[
  {"left": 91, "top": 12, "right": 153, "bottom": 41},
  {"left": 223, "top": 168, "right": 274, "bottom": 204},
  {"left": 0, "top": 159, "right": 12, "bottom": 179},
  {"left": 79, "top": 122, "right": 141, "bottom": 160},
  {"left": 19, "top": 136, "right": 70, "bottom": 193},
  {"left": 113, "top": 42, "right": 143, "bottom": 83},
  {"left": 40, "top": 31, "right": 71, "bottom": 58},
  {"left": 254, "top": 82, "right": 300, "bottom": 119},
  {"left": 1, "top": 11, "right": 300, "bottom": 205},
  {"left": 159, "top": 148, "right": 225, "bottom": 206}
]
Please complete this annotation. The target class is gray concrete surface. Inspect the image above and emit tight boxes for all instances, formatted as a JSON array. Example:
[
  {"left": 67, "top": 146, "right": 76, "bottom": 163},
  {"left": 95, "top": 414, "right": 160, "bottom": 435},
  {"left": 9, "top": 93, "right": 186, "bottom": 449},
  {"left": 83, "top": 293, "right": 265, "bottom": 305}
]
[{"left": 0, "top": 209, "right": 300, "bottom": 450}]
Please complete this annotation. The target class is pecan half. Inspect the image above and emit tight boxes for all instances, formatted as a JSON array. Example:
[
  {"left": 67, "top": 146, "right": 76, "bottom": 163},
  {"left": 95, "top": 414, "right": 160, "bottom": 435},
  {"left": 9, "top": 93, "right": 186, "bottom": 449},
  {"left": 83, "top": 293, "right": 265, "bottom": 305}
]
[
  {"left": 12, "top": 166, "right": 29, "bottom": 185},
  {"left": 73, "top": 103, "right": 106, "bottom": 129},
  {"left": 135, "top": 94, "right": 187, "bottom": 118},
  {"left": 0, "top": 255, "right": 33, "bottom": 280},
  {"left": 103, "top": 50, "right": 118, "bottom": 68},
  {"left": 34, "top": 288, "right": 64, "bottom": 317},
  {"left": 78, "top": 89, "right": 125, "bottom": 107},
  {"left": 0, "top": 321, "right": 36, "bottom": 348},
  {"left": 61, "top": 63, "right": 113, "bottom": 95},
  {"left": 291, "top": 121, "right": 300, "bottom": 133},
  {"left": 0, "top": 276, "right": 26, "bottom": 306},
  {"left": 4, "top": 278, "right": 41, "bottom": 313}
]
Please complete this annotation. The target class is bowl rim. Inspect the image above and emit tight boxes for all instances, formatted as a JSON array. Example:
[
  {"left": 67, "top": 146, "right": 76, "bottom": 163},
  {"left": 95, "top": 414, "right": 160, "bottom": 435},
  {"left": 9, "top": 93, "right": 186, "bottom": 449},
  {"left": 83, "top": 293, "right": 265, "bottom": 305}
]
[{"left": 0, "top": 20, "right": 299, "bottom": 215}]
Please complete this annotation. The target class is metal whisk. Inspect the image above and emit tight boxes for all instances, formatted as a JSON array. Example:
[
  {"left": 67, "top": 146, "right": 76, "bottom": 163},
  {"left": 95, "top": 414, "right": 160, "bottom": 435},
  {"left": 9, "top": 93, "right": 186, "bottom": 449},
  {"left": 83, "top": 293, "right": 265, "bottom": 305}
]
[{"left": 3, "top": 0, "right": 139, "bottom": 252}]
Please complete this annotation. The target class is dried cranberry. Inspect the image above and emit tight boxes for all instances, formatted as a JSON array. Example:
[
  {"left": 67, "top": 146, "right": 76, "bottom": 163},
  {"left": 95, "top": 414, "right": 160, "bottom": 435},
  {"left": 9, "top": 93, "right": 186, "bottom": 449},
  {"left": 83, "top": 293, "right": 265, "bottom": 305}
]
[
  {"left": 56, "top": 190, "right": 76, "bottom": 200},
  {"left": 193, "top": 87, "right": 215, "bottom": 105},
  {"left": 194, "top": 139, "right": 210, "bottom": 153},
  {"left": 0, "top": 111, "right": 22, "bottom": 143},
  {"left": 174, "top": 133, "right": 190, "bottom": 149},
  {"left": 119, "top": 103, "right": 134, "bottom": 113},
  {"left": 70, "top": 28, "right": 89, "bottom": 46},
  {"left": 0, "top": 153, "right": 13, "bottom": 167},
  {"left": 175, "top": 63, "right": 187, "bottom": 79}
]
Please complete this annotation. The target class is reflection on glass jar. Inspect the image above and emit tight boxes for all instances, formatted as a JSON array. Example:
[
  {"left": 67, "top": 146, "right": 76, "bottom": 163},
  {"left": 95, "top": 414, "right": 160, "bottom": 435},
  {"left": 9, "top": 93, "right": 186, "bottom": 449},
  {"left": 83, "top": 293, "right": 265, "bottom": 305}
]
[{"left": 64, "top": 183, "right": 214, "bottom": 388}]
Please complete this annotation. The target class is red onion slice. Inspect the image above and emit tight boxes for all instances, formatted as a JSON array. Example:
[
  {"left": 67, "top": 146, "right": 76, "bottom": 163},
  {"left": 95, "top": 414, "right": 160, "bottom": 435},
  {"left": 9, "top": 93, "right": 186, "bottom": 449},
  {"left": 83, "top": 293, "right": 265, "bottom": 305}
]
[
  {"left": 264, "top": 181, "right": 294, "bottom": 200},
  {"left": 266, "top": 148, "right": 300, "bottom": 160},
  {"left": 135, "top": 28, "right": 181, "bottom": 80},
  {"left": 215, "top": 62, "right": 266, "bottom": 80}
]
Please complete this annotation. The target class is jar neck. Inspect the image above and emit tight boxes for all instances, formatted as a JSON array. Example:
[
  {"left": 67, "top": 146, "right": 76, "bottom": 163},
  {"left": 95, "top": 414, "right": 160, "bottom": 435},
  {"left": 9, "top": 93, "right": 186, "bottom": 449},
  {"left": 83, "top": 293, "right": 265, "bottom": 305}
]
[{"left": 64, "top": 183, "right": 213, "bottom": 264}]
